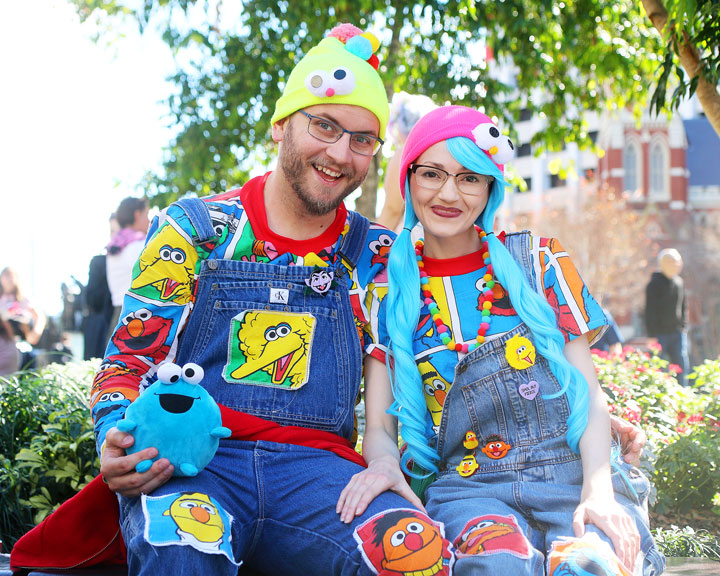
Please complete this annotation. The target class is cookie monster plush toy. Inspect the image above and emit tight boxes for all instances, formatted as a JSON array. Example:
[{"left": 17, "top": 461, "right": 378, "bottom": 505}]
[{"left": 117, "top": 362, "right": 231, "bottom": 476}]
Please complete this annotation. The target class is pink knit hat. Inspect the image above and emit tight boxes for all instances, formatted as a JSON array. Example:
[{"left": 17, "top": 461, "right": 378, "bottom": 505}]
[{"left": 399, "top": 106, "right": 515, "bottom": 198}]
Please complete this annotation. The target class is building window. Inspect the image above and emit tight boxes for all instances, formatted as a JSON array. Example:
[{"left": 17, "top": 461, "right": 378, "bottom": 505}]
[
  {"left": 550, "top": 173, "right": 566, "bottom": 188},
  {"left": 623, "top": 142, "right": 639, "bottom": 193},
  {"left": 649, "top": 139, "right": 670, "bottom": 201},
  {"left": 517, "top": 142, "right": 532, "bottom": 157}
]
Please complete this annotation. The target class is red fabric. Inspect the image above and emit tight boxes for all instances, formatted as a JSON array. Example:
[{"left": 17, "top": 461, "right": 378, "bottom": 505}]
[
  {"left": 239, "top": 172, "right": 349, "bottom": 257},
  {"left": 10, "top": 474, "right": 125, "bottom": 570},
  {"left": 10, "top": 406, "right": 366, "bottom": 570},
  {"left": 221, "top": 405, "right": 367, "bottom": 468}
]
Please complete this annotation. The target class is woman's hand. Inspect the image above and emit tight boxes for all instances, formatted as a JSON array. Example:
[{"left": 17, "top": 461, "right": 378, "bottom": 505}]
[
  {"left": 572, "top": 494, "right": 640, "bottom": 572},
  {"left": 609, "top": 414, "right": 647, "bottom": 466},
  {"left": 336, "top": 456, "right": 424, "bottom": 524},
  {"left": 100, "top": 427, "right": 174, "bottom": 498}
]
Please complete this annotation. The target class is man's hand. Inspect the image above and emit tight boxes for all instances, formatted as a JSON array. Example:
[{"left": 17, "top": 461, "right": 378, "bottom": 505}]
[
  {"left": 100, "top": 427, "right": 174, "bottom": 497},
  {"left": 609, "top": 415, "right": 646, "bottom": 466}
]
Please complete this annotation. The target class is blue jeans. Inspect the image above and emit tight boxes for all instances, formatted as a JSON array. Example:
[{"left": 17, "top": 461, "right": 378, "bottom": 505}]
[
  {"left": 656, "top": 331, "right": 689, "bottom": 386},
  {"left": 119, "top": 440, "right": 430, "bottom": 575},
  {"left": 427, "top": 324, "right": 665, "bottom": 575}
]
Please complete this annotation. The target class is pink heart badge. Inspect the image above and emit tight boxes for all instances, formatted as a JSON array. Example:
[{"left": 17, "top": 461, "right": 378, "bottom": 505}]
[{"left": 518, "top": 380, "right": 539, "bottom": 400}]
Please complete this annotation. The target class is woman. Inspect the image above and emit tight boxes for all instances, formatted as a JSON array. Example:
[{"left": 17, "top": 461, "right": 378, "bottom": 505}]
[
  {"left": 342, "top": 106, "right": 663, "bottom": 576},
  {"left": 0, "top": 267, "right": 46, "bottom": 369}
]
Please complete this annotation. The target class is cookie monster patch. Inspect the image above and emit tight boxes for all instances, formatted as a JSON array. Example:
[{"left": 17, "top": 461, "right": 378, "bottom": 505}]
[
  {"left": 142, "top": 492, "right": 239, "bottom": 565},
  {"left": 224, "top": 310, "right": 316, "bottom": 389}
]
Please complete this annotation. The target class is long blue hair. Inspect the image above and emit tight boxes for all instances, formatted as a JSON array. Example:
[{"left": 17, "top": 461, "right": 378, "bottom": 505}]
[{"left": 386, "top": 136, "right": 589, "bottom": 476}]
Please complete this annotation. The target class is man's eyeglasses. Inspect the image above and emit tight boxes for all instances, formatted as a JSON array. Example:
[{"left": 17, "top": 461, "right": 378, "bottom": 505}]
[
  {"left": 410, "top": 164, "right": 494, "bottom": 196},
  {"left": 298, "top": 110, "right": 384, "bottom": 156}
]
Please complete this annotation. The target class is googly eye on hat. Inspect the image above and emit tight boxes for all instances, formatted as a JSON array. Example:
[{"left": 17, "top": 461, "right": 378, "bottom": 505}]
[{"left": 271, "top": 23, "right": 389, "bottom": 139}]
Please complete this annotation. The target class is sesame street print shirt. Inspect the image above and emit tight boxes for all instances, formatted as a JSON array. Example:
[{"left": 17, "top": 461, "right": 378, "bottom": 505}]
[{"left": 91, "top": 173, "right": 394, "bottom": 454}]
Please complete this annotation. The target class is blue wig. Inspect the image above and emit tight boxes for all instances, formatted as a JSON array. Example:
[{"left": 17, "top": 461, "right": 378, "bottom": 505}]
[{"left": 386, "top": 136, "right": 589, "bottom": 476}]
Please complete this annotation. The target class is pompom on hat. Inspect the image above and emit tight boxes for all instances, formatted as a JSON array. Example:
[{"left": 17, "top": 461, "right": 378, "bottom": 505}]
[
  {"left": 270, "top": 24, "right": 389, "bottom": 139},
  {"left": 399, "top": 105, "right": 515, "bottom": 199}
]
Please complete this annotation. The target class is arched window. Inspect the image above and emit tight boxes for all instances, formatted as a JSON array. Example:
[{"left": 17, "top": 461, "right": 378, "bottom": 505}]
[
  {"left": 623, "top": 140, "right": 641, "bottom": 194},
  {"left": 649, "top": 139, "right": 670, "bottom": 201}
]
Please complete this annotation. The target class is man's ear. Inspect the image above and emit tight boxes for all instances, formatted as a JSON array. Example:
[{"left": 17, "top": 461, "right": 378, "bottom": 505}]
[{"left": 271, "top": 117, "right": 289, "bottom": 143}]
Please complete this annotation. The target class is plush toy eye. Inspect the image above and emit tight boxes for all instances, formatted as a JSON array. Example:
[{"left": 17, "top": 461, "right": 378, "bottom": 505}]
[
  {"left": 182, "top": 363, "right": 204, "bottom": 385},
  {"left": 157, "top": 363, "right": 182, "bottom": 385}
]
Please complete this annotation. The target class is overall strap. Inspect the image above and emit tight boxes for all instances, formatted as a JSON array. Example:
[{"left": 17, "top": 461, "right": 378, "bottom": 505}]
[
  {"left": 175, "top": 197, "right": 216, "bottom": 244},
  {"left": 336, "top": 210, "right": 371, "bottom": 270},
  {"left": 503, "top": 231, "right": 541, "bottom": 295}
]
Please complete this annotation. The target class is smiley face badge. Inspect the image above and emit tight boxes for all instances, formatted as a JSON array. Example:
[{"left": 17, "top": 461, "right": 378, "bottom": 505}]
[
  {"left": 481, "top": 434, "right": 512, "bottom": 460},
  {"left": 456, "top": 453, "right": 480, "bottom": 477},
  {"left": 505, "top": 335, "right": 536, "bottom": 370}
]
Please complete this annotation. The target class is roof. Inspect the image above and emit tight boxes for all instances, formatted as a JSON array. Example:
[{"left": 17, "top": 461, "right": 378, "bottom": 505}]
[{"left": 684, "top": 116, "right": 720, "bottom": 186}]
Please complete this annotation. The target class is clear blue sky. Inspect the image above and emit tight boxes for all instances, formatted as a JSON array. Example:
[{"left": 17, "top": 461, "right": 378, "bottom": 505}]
[{"left": 0, "top": 0, "right": 176, "bottom": 316}]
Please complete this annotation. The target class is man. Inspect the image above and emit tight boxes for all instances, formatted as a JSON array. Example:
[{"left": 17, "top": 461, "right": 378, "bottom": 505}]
[
  {"left": 645, "top": 248, "right": 689, "bottom": 385},
  {"left": 93, "top": 24, "right": 444, "bottom": 576}
]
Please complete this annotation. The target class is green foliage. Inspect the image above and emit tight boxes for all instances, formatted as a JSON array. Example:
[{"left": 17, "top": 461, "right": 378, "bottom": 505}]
[
  {"left": 593, "top": 346, "right": 720, "bottom": 519},
  {"left": 69, "top": 0, "right": 670, "bottom": 212},
  {"left": 650, "top": 0, "right": 720, "bottom": 115},
  {"left": 0, "top": 362, "right": 99, "bottom": 550},
  {"left": 652, "top": 525, "right": 720, "bottom": 560}
]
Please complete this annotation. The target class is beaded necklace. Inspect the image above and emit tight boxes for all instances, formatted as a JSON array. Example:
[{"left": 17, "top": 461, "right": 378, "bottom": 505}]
[{"left": 416, "top": 228, "right": 497, "bottom": 354}]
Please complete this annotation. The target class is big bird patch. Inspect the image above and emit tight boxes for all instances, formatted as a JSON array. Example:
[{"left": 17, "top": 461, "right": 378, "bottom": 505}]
[{"left": 223, "top": 310, "right": 316, "bottom": 389}]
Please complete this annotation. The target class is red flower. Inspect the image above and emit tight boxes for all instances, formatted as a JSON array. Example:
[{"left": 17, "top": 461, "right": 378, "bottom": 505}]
[
  {"left": 668, "top": 364, "right": 682, "bottom": 374},
  {"left": 648, "top": 342, "right": 662, "bottom": 353},
  {"left": 677, "top": 411, "right": 687, "bottom": 422},
  {"left": 687, "top": 413, "right": 704, "bottom": 424},
  {"left": 624, "top": 409, "right": 641, "bottom": 424},
  {"left": 676, "top": 425, "right": 688, "bottom": 434}
]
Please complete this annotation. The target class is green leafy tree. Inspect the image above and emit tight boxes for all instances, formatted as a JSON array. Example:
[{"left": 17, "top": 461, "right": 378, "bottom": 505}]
[{"left": 69, "top": 0, "right": 718, "bottom": 216}]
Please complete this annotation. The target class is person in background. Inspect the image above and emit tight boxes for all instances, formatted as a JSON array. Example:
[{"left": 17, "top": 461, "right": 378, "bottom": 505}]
[
  {"left": 644, "top": 248, "right": 689, "bottom": 385},
  {"left": 106, "top": 197, "right": 149, "bottom": 332},
  {"left": 83, "top": 214, "right": 117, "bottom": 359},
  {"left": 0, "top": 316, "right": 19, "bottom": 375},
  {"left": 0, "top": 266, "right": 46, "bottom": 369},
  {"left": 594, "top": 307, "right": 624, "bottom": 356}
]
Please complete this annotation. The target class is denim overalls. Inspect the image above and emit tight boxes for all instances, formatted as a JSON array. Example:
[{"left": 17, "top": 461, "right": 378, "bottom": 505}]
[
  {"left": 118, "top": 199, "right": 428, "bottom": 576},
  {"left": 424, "top": 232, "right": 665, "bottom": 576}
]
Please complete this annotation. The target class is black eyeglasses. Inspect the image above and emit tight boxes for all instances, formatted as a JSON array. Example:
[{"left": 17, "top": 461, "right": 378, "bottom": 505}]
[
  {"left": 410, "top": 164, "right": 494, "bottom": 196},
  {"left": 298, "top": 110, "right": 384, "bottom": 156}
]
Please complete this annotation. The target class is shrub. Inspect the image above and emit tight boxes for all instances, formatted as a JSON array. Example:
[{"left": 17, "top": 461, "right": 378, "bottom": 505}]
[
  {"left": 651, "top": 525, "right": 720, "bottom": 560},
  {"left": 0, "top": 361, "right": 99, "bottom": 550},
  {"left": 593, "top": 347, "right": 720, "bottom": 522}
]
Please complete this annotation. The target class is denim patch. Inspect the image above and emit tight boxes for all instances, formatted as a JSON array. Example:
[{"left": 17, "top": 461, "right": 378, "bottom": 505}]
[
  {"left": 547, "top": 533, "right": 631, "bottom": 576},
  {"left": 223, "top": 310, "right": 316, "bottom": 389},
  {"left": 354, "top": 508, "right": 454, "bottom": 575},
  {"left": 142, "top": 491, "right": 240, "bottom": 566},
  {"left": 454, "top": 514, "right": 531, "bottom": 559}
]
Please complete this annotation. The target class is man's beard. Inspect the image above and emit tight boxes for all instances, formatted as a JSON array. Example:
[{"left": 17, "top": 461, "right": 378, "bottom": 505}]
[{"left": 279, "top": 120, "right": 366, "bottom": 216}]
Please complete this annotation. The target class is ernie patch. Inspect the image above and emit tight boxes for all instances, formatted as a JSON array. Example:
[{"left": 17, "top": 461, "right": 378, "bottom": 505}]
[
  {"left": 547, "top": 533, "right": 632, "bottom": 576},
  {"left": 353, "top": 508, "right": 453, "bottom": 575},
  {"left": 142, "top": 492, "right": 239, "bottom": 565},
  {"left": 223, "top": 310, "right": 316, "bottom": 389},
  {"left": 454, "top": 514, "right": 531, "bottom": 559}
]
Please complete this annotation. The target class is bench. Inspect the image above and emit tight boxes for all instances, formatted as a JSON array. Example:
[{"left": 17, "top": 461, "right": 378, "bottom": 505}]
[{"left": 3, "top": 553, "right": 719, "bottom": 574}]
